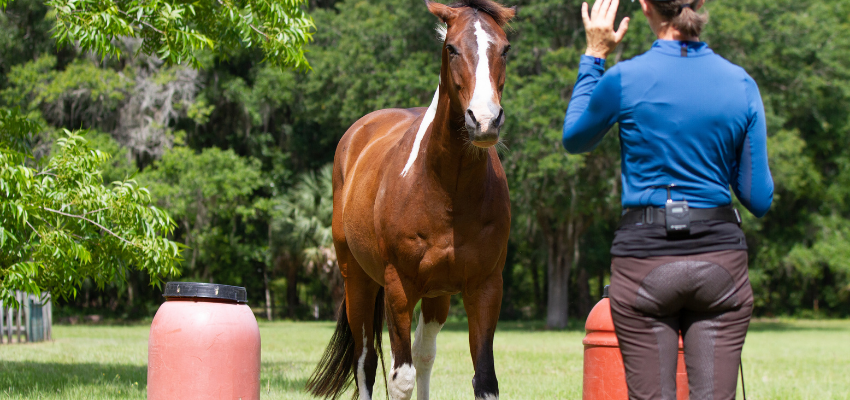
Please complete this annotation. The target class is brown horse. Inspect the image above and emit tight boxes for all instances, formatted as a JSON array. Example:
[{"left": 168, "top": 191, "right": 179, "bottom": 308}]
[{"left": 306, "top": 1, "right": 515, "bottom": 399}]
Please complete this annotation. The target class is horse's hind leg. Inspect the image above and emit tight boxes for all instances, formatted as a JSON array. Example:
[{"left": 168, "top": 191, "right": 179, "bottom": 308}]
[
  {"left": 463, "top": 272, "right": 503, "bottom": 400},
  {"left": 384, "top": 267, "right": 417, "bottom": 400},
  {"left": 338, "top": 240, "right": 383, "bottom": 400},
  {"left": 413, "top": 295, "right": 450, "bottom": 400}
]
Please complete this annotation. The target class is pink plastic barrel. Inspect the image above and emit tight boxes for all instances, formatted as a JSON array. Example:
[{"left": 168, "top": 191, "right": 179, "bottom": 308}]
[{"left": 148, "top": 282, "right": 261, "bottom": 400}]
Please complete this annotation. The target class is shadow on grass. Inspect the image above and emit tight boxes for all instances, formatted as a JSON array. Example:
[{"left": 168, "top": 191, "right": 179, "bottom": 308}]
[
  {"left": 0, "top": 361, "right": 146, "bottom": 396},
  {"left": 0, "top": 360, "right": 317, "bottom": 397},
  {"left": 747, "top": 320, "right": 847, "bottom": 332},
  {"left": 439, "top": 320, "right": 586, "bottom": 332},
  {"left": 261, "top": 361, "right": 313, "bottom": 393}
]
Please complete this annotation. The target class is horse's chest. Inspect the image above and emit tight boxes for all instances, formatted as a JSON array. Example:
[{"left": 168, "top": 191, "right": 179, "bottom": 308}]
[{"left": 378, "top": 192, "right": 505, "bottom": 292}]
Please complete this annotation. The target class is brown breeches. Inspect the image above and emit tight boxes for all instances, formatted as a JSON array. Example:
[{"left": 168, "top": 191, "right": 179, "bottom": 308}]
[{"left": 610, "top": 250, "right": 753, "bottom": 400}]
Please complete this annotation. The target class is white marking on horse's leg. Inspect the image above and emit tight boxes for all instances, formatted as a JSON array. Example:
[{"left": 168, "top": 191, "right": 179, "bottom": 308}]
[
  {"left": 475, "top": 395, "right": 499, "bottom": 400},
  {"left": 401, "top": 84, "right": 440, "bottom": 177},
  {"left": 467, "top": 20, "right": 500, "bottom": 133},
  {"left": 357, "top": 324, "right": 372, "bottom": 400},
  {"left": 388, "top": 362, "right": 416, "bottom": 400},
  {"left": 412, "top": 311, "right": 443, "bottom": 400}
]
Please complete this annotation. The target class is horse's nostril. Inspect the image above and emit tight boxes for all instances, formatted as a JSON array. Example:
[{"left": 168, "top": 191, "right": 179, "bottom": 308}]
[
  {"left": 496, "top": 108, "right": 504, "bottom": 126},
  {"left": 466, "top": 109, "right": 476, "bottom": 121}
]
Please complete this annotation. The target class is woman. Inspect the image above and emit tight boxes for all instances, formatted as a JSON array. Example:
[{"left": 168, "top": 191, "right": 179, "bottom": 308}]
[{"left": 562, "top": 0, "right": 773, "bottom": 398}]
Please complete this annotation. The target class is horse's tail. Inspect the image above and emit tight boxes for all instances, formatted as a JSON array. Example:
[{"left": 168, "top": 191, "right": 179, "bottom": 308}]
[{"left": 306, "top": 288, "right": 386, "bottom": 400}]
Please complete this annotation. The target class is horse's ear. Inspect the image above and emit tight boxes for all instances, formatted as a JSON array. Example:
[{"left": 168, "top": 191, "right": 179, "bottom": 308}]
[{"left": 426, "top": 0, "right": 459, "bottom": 24}]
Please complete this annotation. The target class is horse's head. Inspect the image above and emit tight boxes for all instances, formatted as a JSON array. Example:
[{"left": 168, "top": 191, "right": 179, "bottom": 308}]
[{"left": 427, "top": 0, "right": 515, "bottom": 148}]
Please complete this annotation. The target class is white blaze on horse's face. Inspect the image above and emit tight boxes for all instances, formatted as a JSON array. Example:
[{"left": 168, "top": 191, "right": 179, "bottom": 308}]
[{"left": 465, "top": 20, "right": 504, "bottom": 147}]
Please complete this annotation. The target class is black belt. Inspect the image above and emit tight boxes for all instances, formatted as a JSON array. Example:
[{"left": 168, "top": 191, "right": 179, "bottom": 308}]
[{"left": 619, "top": 205, "right": 741, "bottom": 228}]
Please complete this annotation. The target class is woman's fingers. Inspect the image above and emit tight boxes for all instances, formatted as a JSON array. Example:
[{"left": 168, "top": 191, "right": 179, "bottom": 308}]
[
  {"left": 591, "top": 0, "right": 604, "bottom": 20},
  {"left": 605, "top": 0, "right": 620, "bottom": 22},
  {"left": 582, "top": 2, "right": 591, "bottom": 27},
  {"left": 614, "top": 16, "right": 630, "bottom": 42}
]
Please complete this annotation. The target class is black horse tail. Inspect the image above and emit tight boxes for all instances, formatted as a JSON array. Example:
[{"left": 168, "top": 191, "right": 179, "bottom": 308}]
[{"left": 306, "top": 287, "right": 386, "bottom": 400}]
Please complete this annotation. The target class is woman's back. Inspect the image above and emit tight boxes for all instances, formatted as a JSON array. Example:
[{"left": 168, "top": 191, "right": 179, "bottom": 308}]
[{"left": 563, "top": 40, "right": 773, "bottom": 217}]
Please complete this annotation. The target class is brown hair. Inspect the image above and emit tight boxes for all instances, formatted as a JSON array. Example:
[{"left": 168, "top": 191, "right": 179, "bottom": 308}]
[
  {"left": 446, "top": 0, "right": 517, "bottom": 26},
  {"left": 649, "top": 0, "right": 709, "bottom": 38}
]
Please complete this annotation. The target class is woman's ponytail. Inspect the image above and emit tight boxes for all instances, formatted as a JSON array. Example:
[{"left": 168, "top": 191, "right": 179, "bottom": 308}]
[{"left": 649, "top": 0, "right": 709, "bottom": 38}]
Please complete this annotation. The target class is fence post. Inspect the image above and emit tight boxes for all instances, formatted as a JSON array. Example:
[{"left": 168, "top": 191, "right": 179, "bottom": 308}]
[
  {"left": 0, "top": 301, "right": 4, "bottom": 344},
  {"left": 16, "top": 291, "right": 22, "bottom": 343},
  {"left": 42, "top": 293, "right": 49, "bottom": 341},
  {"left": 6, "top": 300, "right": 12, "bottom": 343},
  {"left": 24, "top": 293, "right": 31, "bottom": 342}
]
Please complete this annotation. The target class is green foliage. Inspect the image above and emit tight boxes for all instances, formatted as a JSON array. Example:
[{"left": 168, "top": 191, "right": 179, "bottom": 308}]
[
  {"left": 39, "top": 0, "right": 315, "bottom": 69},
  {"left": 139, "top": 146, "right": 264, "bottom": 282},
  {"left": 0, "top": 108, "right": 181, "bottom": 305},
  {"left": 2, "top": 55, "right": 133, "bottom": 129},
  {"left": 272, "top": 164, "right": 332, "bottom": 255}
]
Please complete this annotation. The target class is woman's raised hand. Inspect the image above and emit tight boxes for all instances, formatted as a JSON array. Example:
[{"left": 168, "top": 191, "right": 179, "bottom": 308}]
[{"left": 582, "top": 0, "right": 630, "bottom": 59}]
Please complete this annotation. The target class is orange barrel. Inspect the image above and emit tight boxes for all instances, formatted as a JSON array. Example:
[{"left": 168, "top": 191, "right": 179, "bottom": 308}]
[
  {"left": 582, "top": 285, "right": 689, "bottom": 400},
  {"left": 148, "top": 282, "right": 261, "bottom": 400}
]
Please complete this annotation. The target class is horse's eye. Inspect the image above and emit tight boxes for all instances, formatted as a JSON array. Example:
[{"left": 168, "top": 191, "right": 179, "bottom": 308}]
[
  {"left": 446, "top": 44, "right": 459, "bottom": 56},
  {"left": 502, "top": 45, "right": 511, "bottom": 57}
]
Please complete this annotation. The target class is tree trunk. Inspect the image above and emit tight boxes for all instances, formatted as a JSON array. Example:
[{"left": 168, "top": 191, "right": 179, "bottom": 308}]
[
  {"left": 531, "top": 258, "right": 542, "bottom": 316},
  {"left": 540, "top": 186, "right": 588, "bottom": 329},
  {"left": 576, "top": 267, "right": 592, "bottom": 318},
  {"left": 286, "top": 255, "right": 298, "bottom": 318},
  {"left": 543, "top": 215, "right": 581, "bottom": 329},
  {"left": 263, "top": 265, "right": 273, "bottom": 321},
  {"left": 546, "top": 235, "right": 572, "bottom": 329}
]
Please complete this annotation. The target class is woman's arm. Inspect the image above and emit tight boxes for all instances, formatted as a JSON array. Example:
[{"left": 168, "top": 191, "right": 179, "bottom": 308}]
[
  {"left": 562, "top": 0, "right": 629, "bottom": 154},
  {"left": 562, "top": 61, "right": 621, "bottom": 153},
  {"left": 732, "top": 76, "right": 774, "bottom": 217}
]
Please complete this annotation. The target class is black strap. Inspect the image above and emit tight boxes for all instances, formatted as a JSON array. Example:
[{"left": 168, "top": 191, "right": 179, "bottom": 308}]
[{"left": 619, "top": 205, "right": 741, "bottom": 228}]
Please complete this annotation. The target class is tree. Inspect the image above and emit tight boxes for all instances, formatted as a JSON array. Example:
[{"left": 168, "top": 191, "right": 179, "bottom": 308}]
[
  {"left": 500, "top": 0, "right": 629, "bottom": 328},
  {"left": 139, "top": 145, "right": 264, "bottom": 283},
  {"left": 269, "top": 164, "right": 340, "bottom": 319},
  {"left": 0, "top": 109, "right": 181, "bottom": 304},
  {"left": 0, "top": 0, "right": 315, "bottom": 306},
  {"left": 34, "top": 0, "right": 315, "bottom": 69}
]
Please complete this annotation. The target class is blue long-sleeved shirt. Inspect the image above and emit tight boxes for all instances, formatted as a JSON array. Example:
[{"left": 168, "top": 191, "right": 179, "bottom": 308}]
[{"left": 563, "top": 40, "right": 774, "bottom": 217}]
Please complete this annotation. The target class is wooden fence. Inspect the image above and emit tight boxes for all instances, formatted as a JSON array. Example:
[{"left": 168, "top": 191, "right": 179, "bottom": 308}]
[{"left": 0, "top": 291, "right": 52, "bottom": 344}]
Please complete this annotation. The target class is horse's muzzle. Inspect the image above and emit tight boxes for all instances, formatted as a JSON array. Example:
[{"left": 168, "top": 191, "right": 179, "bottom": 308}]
[{"left": 467, "top": 107, "right": 505, "bottom": 148}]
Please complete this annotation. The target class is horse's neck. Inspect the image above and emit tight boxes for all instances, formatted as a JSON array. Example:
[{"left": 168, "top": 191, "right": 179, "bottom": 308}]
[{"left": 423, "top": 89, "right": 491, "bottom": 195}]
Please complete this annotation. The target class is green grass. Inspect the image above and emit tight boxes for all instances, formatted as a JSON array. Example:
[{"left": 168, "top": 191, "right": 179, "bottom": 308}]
[{"left": 0, "top": 319, "right": 848, "bottom": 399}]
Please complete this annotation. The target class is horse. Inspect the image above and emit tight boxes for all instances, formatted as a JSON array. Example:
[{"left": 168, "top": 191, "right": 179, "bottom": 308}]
[{"left": 306, "top": 1, "right": 515, "bottom": 399}]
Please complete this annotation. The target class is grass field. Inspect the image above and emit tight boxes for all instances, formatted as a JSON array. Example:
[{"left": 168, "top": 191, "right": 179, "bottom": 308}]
[{"left": 0, "top": 319, "right": 848, "bottom": 399}]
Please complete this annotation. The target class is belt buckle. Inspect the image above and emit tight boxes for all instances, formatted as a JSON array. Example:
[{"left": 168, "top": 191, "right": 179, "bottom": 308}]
[{"left": 644, "top": 207, "right": 654, "bottom": 224}]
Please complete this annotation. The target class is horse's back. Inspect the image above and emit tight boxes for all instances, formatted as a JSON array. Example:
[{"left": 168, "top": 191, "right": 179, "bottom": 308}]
[{"left": 334, "top": 107, "right": 426, "bottom": 183}]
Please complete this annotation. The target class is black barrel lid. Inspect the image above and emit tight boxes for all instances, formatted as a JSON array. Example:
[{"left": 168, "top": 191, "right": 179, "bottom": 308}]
[
  {"left": 163, "top": 282, "right": 247, "bottom": 304},
  {"left": 602, "top": 285, "right": 610, "bottom": 299}
]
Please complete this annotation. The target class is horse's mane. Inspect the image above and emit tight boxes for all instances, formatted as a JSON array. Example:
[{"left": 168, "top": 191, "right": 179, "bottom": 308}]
[{"left": 447, "top": 0, "right": 515, "bottom": 26}]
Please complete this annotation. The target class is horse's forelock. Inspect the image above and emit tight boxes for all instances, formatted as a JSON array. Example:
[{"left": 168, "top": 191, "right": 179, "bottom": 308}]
[{"left": 446, "top": 0, "right": 515, "bottom": 26}]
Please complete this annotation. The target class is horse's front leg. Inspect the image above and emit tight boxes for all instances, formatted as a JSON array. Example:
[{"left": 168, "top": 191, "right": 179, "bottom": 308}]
[
  {"left": 413, "top": 295, "right": 450, "bottom": 400},
  {"left": 463, "top": 271, "right": 503, "bottom": 400},
  {"left": 385, "top": 266, "right": 417, "bottom": 400}
]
